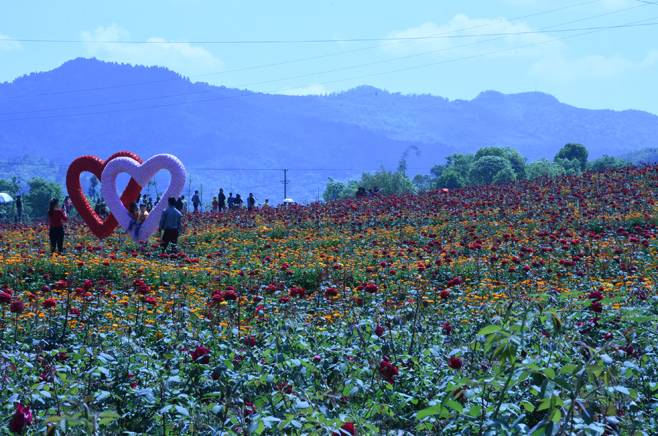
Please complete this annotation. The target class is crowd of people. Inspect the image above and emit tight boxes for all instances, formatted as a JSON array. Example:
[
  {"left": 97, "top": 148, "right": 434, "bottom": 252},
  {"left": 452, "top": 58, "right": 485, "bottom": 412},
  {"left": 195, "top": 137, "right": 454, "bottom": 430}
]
[{"left": 43, "top": 186, "right": 274, "bottom": 255}]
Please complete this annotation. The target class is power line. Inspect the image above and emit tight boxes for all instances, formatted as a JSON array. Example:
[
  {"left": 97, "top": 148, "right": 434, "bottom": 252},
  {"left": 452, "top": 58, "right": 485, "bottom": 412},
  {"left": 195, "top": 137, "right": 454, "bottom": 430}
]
[
  {"left": 0, "top": 10, "right": 651, "bottom": 119},
  {"left": 0, "top": 0, "right": 623, "bottom": 101},
  {"left": 0, "top": 15, "right": 654, "bottom": 123}
]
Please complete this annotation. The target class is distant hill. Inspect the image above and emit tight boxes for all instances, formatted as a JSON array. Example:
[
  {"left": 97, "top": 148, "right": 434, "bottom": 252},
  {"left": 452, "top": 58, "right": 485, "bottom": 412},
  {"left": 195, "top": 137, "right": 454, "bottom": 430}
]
[{"left": 1, "top": 58, "right": 657, "bottom": 203}]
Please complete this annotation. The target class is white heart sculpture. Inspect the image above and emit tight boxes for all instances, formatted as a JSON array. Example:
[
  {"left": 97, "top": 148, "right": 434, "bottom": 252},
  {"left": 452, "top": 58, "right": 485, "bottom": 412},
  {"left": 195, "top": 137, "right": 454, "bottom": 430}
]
[{"left": 101, "top": 154, "right": 187, "bottom": 242}]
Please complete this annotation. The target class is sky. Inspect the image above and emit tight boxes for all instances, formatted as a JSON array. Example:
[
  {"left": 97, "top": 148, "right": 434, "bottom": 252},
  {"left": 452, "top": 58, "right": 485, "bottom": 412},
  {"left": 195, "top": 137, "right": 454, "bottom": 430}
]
[{"left": 1, "top": 0, "right": 657, "bottom": 114}]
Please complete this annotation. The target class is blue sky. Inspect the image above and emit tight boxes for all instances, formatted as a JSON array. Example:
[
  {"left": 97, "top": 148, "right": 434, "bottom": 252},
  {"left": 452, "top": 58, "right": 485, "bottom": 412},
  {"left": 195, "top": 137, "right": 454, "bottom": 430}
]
[{"left": 1, "top": 0, "right": 657, "bottom": 114}]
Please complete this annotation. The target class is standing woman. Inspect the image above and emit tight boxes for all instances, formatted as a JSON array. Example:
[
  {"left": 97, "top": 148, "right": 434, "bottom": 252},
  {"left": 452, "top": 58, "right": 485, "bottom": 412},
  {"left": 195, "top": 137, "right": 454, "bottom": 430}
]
[{"left": 47, "top": 198, "right": 67, "bottom": 254}]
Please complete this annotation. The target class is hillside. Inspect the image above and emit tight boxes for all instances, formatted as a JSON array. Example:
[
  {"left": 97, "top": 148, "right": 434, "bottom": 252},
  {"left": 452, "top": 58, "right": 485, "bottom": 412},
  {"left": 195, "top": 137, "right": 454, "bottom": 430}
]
[{"left": 1, "top": 58, "right": 657, "bottom": 202}]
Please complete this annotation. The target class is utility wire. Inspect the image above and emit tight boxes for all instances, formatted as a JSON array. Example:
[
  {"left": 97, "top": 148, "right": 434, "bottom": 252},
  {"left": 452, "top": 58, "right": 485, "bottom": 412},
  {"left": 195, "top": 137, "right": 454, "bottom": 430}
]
[
  {"left": 0, "top": 15, "right": 655, "bottom": 123},
  {"left": 0, "top": 0, "right": 618, "bottom": 100},
  {"left": 0, "top": 6, "right": 650, "bottom": 118}
]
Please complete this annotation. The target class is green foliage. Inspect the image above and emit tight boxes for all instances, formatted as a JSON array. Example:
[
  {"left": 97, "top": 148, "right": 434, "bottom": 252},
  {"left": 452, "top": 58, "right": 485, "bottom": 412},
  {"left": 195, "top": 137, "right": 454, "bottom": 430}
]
[
  {"left": 323, "top": 169, "right": 415, "bottom": 201},
  {"left": 469, "top": 156, "right": 513, "bottom": 185},
  {"left": 526, "top": 159, "right": 566, "bottom": 180},
  {"left": 555, "top": 143, "right": 588, "bottom": 170},
  {"left": 0, "top": 176, "right": 20, "bottom": 196},
  {"left": 475, "top": 146, "right": 526, "bottom": 179},
  {"left": 437, "top": 168, "right": 466, "bottom": 189},
  {"left": 25, "top": 177, "right": 62, "bottom": 219},
  {"left": 555, "top": 158, "right": 583, "bottom": 176},
  {"left": 589, "top": 155, "right": 628, "bottom": 172},
  {"left": 492, "top": 167, "right": 517, "bottom": 185}
]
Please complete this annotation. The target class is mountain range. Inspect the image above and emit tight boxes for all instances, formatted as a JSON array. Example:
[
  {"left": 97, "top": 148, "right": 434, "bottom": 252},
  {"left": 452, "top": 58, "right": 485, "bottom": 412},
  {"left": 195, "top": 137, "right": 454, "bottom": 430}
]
[{"left": 1, "top": 58, "right": 657, "bottom": 203}]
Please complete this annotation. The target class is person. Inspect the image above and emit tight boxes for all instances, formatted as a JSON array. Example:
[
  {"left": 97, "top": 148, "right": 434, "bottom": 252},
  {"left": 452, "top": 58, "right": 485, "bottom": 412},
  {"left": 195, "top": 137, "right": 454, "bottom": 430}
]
[
  {"left": 211, "top": 197, "right": 219, "bottom": 213},
  {"left": 218, "top": 189, "right": 226, "bottom": 212},
  {"left": 47, "top": 198, "right": 67, "bottom": 254},
  {"left": 134, "top": 203, "right": 149, "bottom": 239},
  {"left": 159, "top": 197, "right": 183, "bottom": 252},
  {"left": 127, "top": 202, "right": 140, "bottom": 238},
  {"left": 175, "top": 196, "right": 184, "bottom": 212},
  {"left": 227, "top": 193, "right": 235, "bottom": 210},
  {"left": 14, "top": 195, "right": 22, "bottom": 223},
  {"left": 262, "top": 199, "right": 270, "bottom": 209},
  {"left": 234, "top": 194, "right": 244, "bottom": 209},
  {"left": 247, "top": 193, "right": 256, "bottom": 211},
  {"left": 63, "top": 196, "right": 73, "bottom": 216},
  {"left": 192, "top": 190, "right": 201, "bottom": 213}
]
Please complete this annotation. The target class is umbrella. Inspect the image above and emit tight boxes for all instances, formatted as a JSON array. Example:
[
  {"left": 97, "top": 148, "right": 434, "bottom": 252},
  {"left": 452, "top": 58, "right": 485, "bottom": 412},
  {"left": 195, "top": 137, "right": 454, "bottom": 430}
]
[
  {"left": 283, "top": 198, "right": 295, "bottom": 204},
  {"left": 0, "top": 193, "right": 14, "bottom": 204}
]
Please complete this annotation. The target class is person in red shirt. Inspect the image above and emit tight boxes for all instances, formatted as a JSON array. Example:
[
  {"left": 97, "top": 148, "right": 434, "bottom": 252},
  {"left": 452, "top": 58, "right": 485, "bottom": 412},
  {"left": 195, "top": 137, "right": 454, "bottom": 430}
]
[{"left": 47, "top": 198, "right": 67, "bottom": 254}]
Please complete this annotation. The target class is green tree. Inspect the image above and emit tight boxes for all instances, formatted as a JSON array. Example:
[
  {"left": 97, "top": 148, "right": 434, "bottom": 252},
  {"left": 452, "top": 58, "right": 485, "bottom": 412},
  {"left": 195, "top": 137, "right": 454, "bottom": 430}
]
[
  {"left": 526, "top": 159, "right": 566, "bottom": 180},
  {"left": 412, "top": 174, "right": 434, "bottom": 192},
  {"left": 555, "top": 143, "right": 588, "bottom": 170},
  {"left": 469, "top": 156, "right": 513, "bottom": 185},
  {"left": 555, "top": 157, "right": 582, "bottom": 176},
  {"left": 0, "top": 177, "right": 20, "bottom": 197},
  {"left": 475, "top": 146, "right": 526, "bottom": 179},
  {"left": 588, "top": 155, "right": 627, "bottom": 172},
  {"left": 323, "top": 178, "right": 346, "bottom": 202},
  {"left": 437, "top": 168, "right": 466, "bottom": 189},
  {"left": 25, "top": 177, "right": 62, "bottom": 219},
  {"left": 492, "top": 167, "right": 517, "bottom": 185}
]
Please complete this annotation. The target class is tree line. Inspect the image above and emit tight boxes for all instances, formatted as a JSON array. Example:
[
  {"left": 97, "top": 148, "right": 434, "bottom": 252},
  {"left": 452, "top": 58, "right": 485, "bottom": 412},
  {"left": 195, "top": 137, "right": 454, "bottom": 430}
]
[{"left": 323, "top": 143, "right": 628, "bottom": 201}]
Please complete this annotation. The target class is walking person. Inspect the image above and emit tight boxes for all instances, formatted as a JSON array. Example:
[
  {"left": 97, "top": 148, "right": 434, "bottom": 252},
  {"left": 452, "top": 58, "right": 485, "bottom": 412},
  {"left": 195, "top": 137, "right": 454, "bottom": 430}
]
[
  {"left": 159, "top": 197, "right": 183, "bottom": 252},
  {"left": 14, "top": 195, "right": 22, "bottom": 223},
  {"left": 47, "top": 198, "right": 67, "bottom": 254},
  {"left": 227, "top": 193, "right": 235, "bottom": 210},
  {"left": 247, "top": 193, "right": 256, "bottom": 211},
  {"left": 218, "top": 188, "right": 226, "bottom": 212},
  {"left": 192, "top": 190, "right": 201, "bottom": 213}
]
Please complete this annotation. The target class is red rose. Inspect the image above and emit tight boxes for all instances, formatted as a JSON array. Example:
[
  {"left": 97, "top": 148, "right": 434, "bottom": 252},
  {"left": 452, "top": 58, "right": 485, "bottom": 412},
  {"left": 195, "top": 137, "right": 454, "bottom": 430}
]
[
  {"left": 42, "top": 298, "right": 57, "bottom": 309},
  {"left": 10, "top": 300, "right": 24, "bottom": 314},
  {"left": 448, "top": 356, "right": 463, "bottom": 370},
  {"left": 333, "top": 421, "right": 357, "bottom": 435},
  {"left": 379, "top": 359, "right": 399, "bottom": 384},
  {"left": 190, "top": 346, "right": 211, "bottom": 364},
  {"left": 8, "top": 403, "right": 33, "bottom": 434}
]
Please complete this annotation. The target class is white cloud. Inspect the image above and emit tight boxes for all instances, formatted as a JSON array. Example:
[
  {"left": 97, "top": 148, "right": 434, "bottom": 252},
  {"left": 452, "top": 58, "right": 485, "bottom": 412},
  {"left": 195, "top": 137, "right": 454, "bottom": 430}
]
[
  {"left": 279, "top": 84, "right": 330, "bottom": 96},
  {"left": 382, "top": 15, "right": 562, "bottom": 59},
  {"left": 0, "top": 33, "right": 22, "bottom": 51},
  {"left": 531, "top": 50, "right": 658, "bottom": 81},
  {"left": 81, "top": 24, "right": 223, "bottom": 76}
]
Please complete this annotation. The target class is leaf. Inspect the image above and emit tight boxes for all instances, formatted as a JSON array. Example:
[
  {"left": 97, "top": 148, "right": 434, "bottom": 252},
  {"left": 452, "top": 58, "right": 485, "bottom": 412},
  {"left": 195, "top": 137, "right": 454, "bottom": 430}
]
[
  {"left": 477, "top": 325, "right": 501, "bottom": 336},
  {"left": 416, "top": 404, "right": 444, "bottom": 419},
  {"left": 551, "top": 408, "right": 562, "bottom": 424},
  {"left": 175, "top": 405, "right": 190, "bottom": 417},
  {"left": 520, "top": 401, "right": 535, "bottom": 412},
  {"left": 444, "top": 399, "right": 463, "bottom": 413},
  {"left": 560, "top": 364, "right": 578, "bottom": 375},
  {"left": 95, "top": 390, "right": 111, "bottom": 402}
]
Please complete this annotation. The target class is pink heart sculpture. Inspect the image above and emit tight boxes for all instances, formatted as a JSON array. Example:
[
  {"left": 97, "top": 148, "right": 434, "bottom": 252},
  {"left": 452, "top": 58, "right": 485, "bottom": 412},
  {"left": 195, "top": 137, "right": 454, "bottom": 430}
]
[{"left": 101, "top": 154, "right": 187, "bottom": 242}]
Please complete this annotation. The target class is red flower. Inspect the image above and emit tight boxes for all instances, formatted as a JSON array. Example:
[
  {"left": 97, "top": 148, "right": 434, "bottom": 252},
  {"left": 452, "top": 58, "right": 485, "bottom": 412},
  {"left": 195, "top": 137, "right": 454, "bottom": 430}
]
[
  {"left": 8, "top": 403, "right": 33, "bottom": 434},
  {"left": 379, "top": 359, "right": 399, "bottom": 384},
  {"left": 190, "top": 345, "right": 211, "bottom": 364},
  {"left": 325, "top": 287, "right": 339, "bottom": 298},
  {"left": 42, "top": 298, "right": 57, "bottom": 309},
  {"left": 588, "top": 290, "right": 603, "bottom": 301},
  {"left": 333, "top": 422, "right": 357, "bottom": 435},
  {"left": 0, "top": 291, "right": 11, "bottom": 304},
  {"left": 440, "top": 289, "right": 450, "bottom": 300},
  {"left": 289, "top": 287, "right": 305, "bottom": 298},
  {"left": 374, "top": 324, "right": 385, "bottom": 337},
  {"left": 223, "top": 290, "right": 238, "bottom": 301},
  {"left": 69, "top": 307, "right": 81, "bottom": 316},
  {"left": 590, "top": 301, "right": 603, "bottom": 313},
  {"left": 10, "top": 300, "right": 24, "bottom": 314},
  {"left": 442, "top": 321, "right": 453, "bottom": 335},
  {"left": 244, "top": 335, "right": 257, "bottom": 347},
  {"left": 448, "top": 356, "right": 463, "bottom": 370},
  {"left": 364, "top": 283, "right": 378, "bottom": 293}
]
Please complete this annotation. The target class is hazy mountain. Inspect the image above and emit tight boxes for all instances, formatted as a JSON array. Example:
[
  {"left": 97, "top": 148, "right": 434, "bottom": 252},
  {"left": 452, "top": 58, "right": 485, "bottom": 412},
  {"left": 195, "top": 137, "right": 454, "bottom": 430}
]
[{"left": 1, "top": 58, "right": 657, "bottom": 203}]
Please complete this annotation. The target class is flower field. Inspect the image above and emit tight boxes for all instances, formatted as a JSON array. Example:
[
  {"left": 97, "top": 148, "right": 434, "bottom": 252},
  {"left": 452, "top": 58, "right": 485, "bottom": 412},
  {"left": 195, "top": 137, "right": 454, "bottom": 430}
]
[{"left": 1, "top": 166, "right": 657, "bottom": 435}]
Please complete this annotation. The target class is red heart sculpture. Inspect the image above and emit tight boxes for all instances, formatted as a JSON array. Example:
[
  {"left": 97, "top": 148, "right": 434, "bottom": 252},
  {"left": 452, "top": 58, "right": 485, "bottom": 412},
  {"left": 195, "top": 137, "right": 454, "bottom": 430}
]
[{"left": 66, "top": 151, "right": 143, "bottom": 239}]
